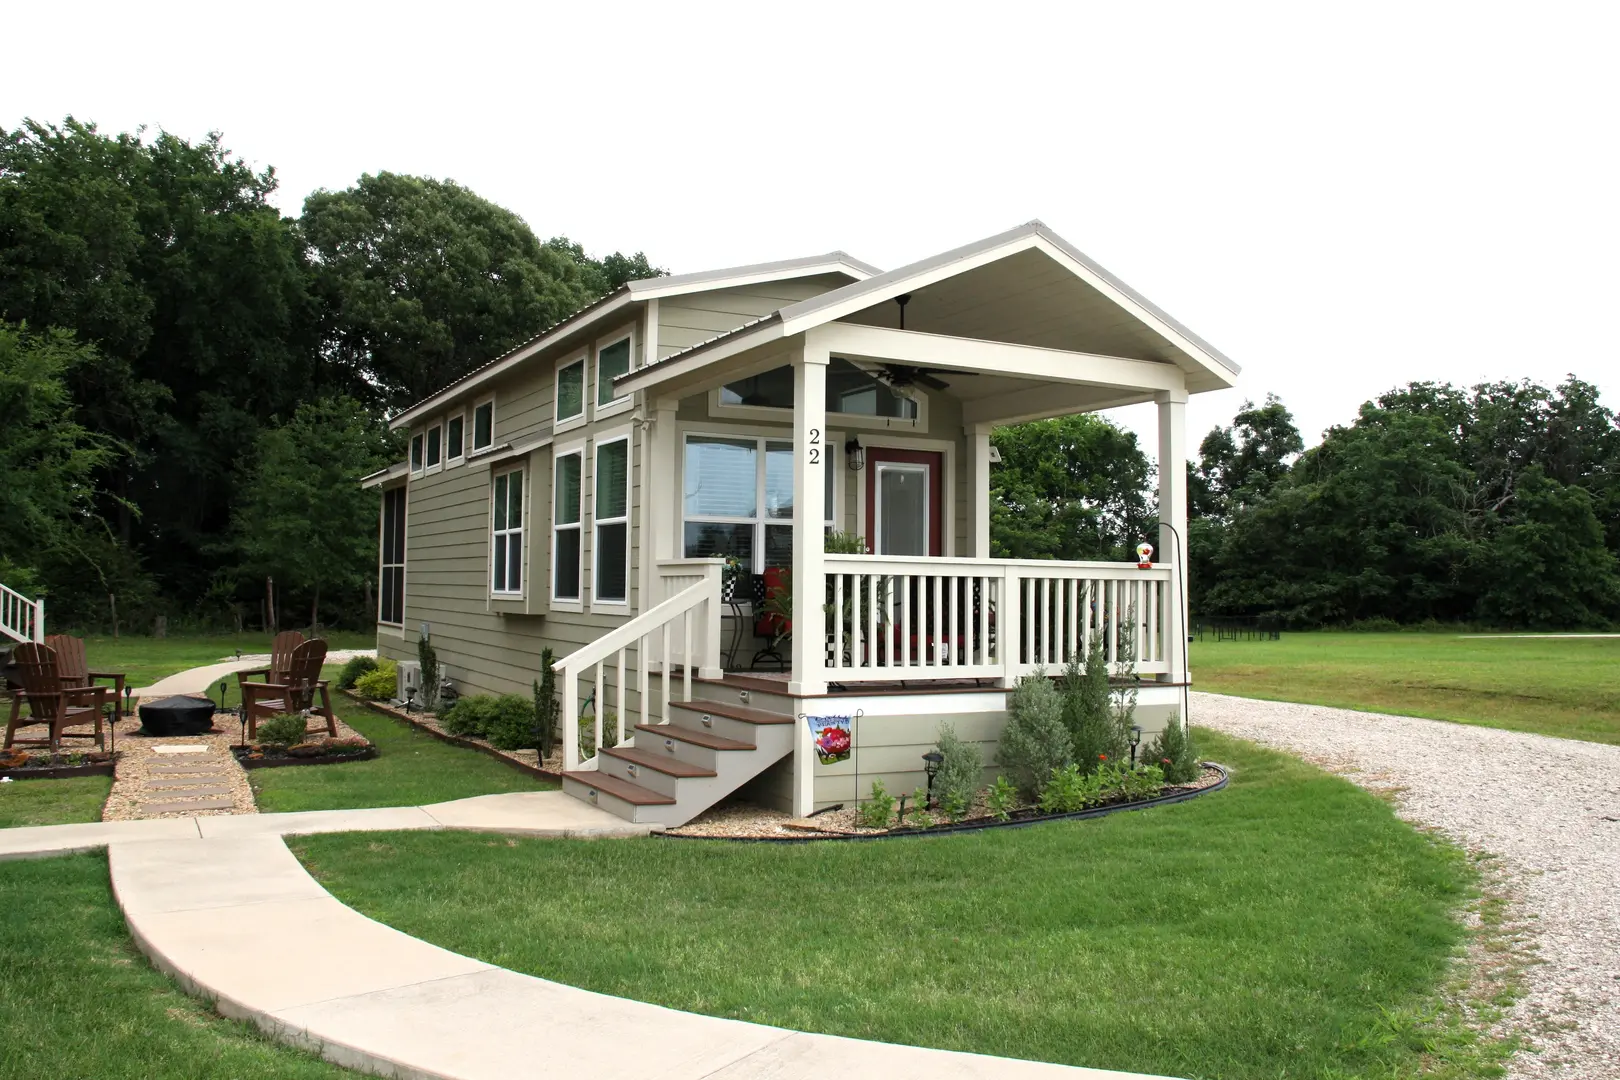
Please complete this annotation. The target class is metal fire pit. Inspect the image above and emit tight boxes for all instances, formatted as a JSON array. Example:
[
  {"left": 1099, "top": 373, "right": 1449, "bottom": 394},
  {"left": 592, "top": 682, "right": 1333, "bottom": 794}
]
[{"left": 137, "top": 695, "right": 218, "bottom": 736}]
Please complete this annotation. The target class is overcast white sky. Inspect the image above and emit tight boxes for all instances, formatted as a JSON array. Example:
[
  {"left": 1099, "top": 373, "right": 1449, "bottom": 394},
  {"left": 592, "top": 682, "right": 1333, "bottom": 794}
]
[{"left": 6, "top": 2, "right": 1616, "bottom": 456}]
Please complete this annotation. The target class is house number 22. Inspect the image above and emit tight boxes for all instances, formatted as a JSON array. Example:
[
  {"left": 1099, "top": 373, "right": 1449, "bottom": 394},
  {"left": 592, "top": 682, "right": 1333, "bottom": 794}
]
[{"left": 807, "top": 428, "right": 821, "bottom": 465}]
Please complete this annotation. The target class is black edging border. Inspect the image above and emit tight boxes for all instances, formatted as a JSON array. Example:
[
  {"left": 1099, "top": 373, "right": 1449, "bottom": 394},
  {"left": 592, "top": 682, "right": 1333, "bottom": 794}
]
[
  {"left": 233, "top": 747, "right": 380, "bottom": 770},
  {"left": 0, "top": 762, "right": 118, "bottom": 781},
  {"left": 342, "top": 690, "right": 564, "bottom": 783},
  {"left": 658, "top": 763, "right": 1230, "bottom": 844}
]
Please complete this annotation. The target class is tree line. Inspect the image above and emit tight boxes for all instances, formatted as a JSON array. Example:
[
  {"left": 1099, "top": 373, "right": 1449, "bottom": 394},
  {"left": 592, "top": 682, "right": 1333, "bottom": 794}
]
[{"left": 1, "top": 117, "right": 659, "bottom": 632}]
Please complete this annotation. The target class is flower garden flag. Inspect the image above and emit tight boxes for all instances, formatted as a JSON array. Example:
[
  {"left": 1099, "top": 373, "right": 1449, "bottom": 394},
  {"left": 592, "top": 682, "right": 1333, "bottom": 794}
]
[{"left": 808, "top": 715, "right": 852, "bottom": 765}]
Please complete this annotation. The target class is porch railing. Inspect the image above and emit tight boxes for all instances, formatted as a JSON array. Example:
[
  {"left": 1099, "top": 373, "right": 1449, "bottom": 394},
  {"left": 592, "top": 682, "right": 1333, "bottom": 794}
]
[
  {"left": 1, "top": 583, "right": 44, "bottom": 644},
  {"left": 822, "top": 555, "right": 1172, "bottom": 683},
  {"left": 553, "top": 564, "right": 723, "bottom": 771}
]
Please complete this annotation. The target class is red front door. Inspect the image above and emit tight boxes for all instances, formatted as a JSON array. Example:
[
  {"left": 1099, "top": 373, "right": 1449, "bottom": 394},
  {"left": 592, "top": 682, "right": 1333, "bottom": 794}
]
[{"left": 864, "top": 448, "right": 943, "bottom": 556}]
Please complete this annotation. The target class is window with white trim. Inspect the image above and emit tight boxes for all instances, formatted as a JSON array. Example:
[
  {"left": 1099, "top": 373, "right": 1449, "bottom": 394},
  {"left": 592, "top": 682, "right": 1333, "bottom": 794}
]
[
  {"left": 596, "top": 332, "right": 632, "bottom": 407},
  {"left": 682, "top": 434, "right": 835, "bottom": 574},
  {"left": 446, "top": 414, "right": 464, "bottom": 464},
  {"left": 491, "top": 467, "right": 524, "bottom": 595},
  {"left": 552, "top": 449, "right": 583, "bottom": 602},
  {"left": 472, "top": 399, "right": 494, "bottom": 453},
  {"left": 426, "top": 424, "right": 442, "bottom": 470},
  {"left": 409, "top": 432, "right": 424, "bottom": 475},
  {"left": 379, "top": 486, "right": 406, "bottom": 625},
  {"left": 594, "top": 436, "right": 630, "bottom": 603},
  {"left": 555, "top": 356, "right": 585, "bottom": 426}
]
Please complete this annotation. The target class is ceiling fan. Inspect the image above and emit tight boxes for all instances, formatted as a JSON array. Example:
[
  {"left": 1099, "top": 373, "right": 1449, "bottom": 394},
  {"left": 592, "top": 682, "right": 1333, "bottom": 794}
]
[{"left": 868, "top": 294, "right": 977, "bottom": 391}]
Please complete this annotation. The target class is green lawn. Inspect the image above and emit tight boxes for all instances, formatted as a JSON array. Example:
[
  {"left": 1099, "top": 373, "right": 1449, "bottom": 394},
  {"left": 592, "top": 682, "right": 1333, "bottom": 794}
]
[
  {"left": 249, "top": 696, "right": 555, "bottom": 813},
  {"left": 1193, "top": 631, "right": 1620, "bottom": 744},
  {"left": 0, "top": 774, "right": 112, "bottom": 828},
  {"left": 295, "top": 730, "right": 1509, "bottom": 1080},
  {"left": 0, "top": 853, "right": 358, "bottom": 1078}
]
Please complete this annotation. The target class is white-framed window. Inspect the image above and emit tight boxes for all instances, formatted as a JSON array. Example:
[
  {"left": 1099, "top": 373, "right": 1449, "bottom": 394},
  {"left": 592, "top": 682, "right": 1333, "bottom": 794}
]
[
  {"left": 471, "top": 397, "right": 495, "bottom": 454},
  {"left": 710, "top": 358, "right": 927, "bottom": 431},
  {"left": 593, "top": 433, "right": 631, "bottom": 606},
  {"left": 552, "top": 446, "right": 584, "bottom": 605},
  {"left": 409, "top": 432, "right": 425, "bottom": 476},
  {"left": 490, "top": 466, "right": 525, "bottom": 595},
  {"left": 426, "top": 423, "right": 443, "bottom": 472},
  {"left": 378, "top": 486, "right": 406, "bottom": 625},
  {"left": 446, "top": 413, "right": 465, "bottom": 465},
  {"left": 681, "top": 432, "right": 836, "bottom": 575},
  {"left": 594, "top": 326, "right": 635, "bottom": 417},
  {"left": 555, "top": 353, "right": 586, "bottom": 430}
]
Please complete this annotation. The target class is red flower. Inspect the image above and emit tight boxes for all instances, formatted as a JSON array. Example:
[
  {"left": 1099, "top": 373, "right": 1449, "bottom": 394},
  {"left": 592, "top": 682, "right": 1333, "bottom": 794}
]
[{"left": 1098, "top": 753, "right": 1107, "bottom": 761}]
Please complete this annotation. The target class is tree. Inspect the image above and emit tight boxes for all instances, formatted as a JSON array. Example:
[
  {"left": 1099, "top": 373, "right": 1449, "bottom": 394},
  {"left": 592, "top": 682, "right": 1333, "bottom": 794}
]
[
  {"left": 233, "top": 398, "right": 398, "bottom": 629},
  {"left": 1476, "top": 467, "right": 1620, "bottom": 628},
  {"left": 302, "top": 173, "right": 603, "bottom": 408},
  {"left": 991, "top": 414, "right": 1155, "bottom": 562},
  {"left": 544, "top": 237, "right": 666, "bottom": 296},
  {"left": 1189, "top": 394, "right": 1303, "bottom": 523}
]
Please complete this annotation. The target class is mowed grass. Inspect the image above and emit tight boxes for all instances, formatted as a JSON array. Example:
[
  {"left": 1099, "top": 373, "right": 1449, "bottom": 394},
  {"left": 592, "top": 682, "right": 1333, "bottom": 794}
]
[
  {"left": 295, "top": 730, "right": 1504, "bottom": 1080},
  {"left": 1192, "top": 631, "right": 1620, "bottom": 744},
  {"left": 0, "top": 854, "right": 357, "bottom": 1079},
  {"left": 249, "top": 696, "right": 555, "bottom": 813},
  {"left": 0, "top": 775, "right": 112, "bottom": 827}
]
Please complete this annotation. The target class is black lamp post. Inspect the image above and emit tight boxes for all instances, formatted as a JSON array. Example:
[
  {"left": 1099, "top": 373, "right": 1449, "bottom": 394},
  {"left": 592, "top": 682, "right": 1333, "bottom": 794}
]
[
  {"left": 922, "top": 750, "right": 944, "bottom": 809},
  {"left": 1130, "top": 725, "right": 1143, "bottom": 768}
]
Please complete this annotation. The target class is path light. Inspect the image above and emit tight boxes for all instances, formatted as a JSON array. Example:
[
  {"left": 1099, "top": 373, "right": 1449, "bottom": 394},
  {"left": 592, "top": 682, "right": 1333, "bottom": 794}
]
[
  {"left": 219, "top": 680, "right": 229, "bottom": 713},
  {"left": 123, "top": 685, "right": 133, "bottom": 717},
  {"left": 235, "top": 649, "right": 242, "bottom": 663},
  {"left": 240, "top": 709, "right": 248, "bottom": 749},
  {"left": 922, "top": 750, "right": 944, "bottom": 809},
  {"left": 1130, "top": 724, "right": 1143, "bottom": 768}
]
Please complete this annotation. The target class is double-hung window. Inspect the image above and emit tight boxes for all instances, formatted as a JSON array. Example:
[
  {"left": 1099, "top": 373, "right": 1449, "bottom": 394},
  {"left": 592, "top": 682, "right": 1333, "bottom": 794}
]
[
  {"left": 426, "top": 424, "right": 443, "bottom": 471},
  {"left": 596, "top": 331, "right": 632, "bottom": 410},
  {"left": 409, "top": 432, "right": 424, "bottom": 475},
  {"left": 552, "top": 449, "right": 583, "bottom": 602},
  {"left": 555, "top": 355, "right": 586, "bottom": 428},
  {"left": 594, "top": 436, "right": 630, "bottom": 604},
  {"left": 379, "top": 487, "right": 406, "bottom": 625},
  {"left": 446, "top": 413, "right": 465, "bottom": 464},
  {"left": 491, "top": 468, "right": 524, "bottom": 595},
  {"left": 472, "top": 399, "right": 494, "bottom": 454},
  {"left": 682, "top": 434, "right": 835, "bottom": 574}
]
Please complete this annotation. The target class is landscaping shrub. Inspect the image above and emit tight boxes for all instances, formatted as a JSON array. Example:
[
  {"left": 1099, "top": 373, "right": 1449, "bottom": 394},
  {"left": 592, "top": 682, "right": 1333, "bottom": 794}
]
[
  {"left": 485, "top": 694, "right": 536, "bottom": 751},
  {"left": 354, "top": 660, "right": 398, "bottom": 700},
  {"left": 997, "top": 668, "right": 1070, "bottom": 798},
  {"left": 1061, "top": 635, "right": 1120, "bottom": 774},
  {"left": 417, "top": 635, "right": 440, "bottom": 711},
  {"left": 442, "top": 694, "right": 499, "bottom": 738},
  {"left": 931, "top": 722, "right": 981, "bottom": 818},
  {"left": 255, "top": 712, "right": 309, "bottom": 747},
  {"left": 858, "top": 778, "right": 895, "bottom": 829},
  {"left": 336, "top": 655, "right": 378, "bottom": 690},
  {"left": 985, "top": 775, "right": 1018, "bottom": 821},
  {"left": 1142, "top": 710, "right": 1199, "bottom": 783},
  {"left": 533, "top": 648, "right": 558, "bottom": 759},
  {"left": 578, "top": 713, "right": 620, "bottom": 760}
]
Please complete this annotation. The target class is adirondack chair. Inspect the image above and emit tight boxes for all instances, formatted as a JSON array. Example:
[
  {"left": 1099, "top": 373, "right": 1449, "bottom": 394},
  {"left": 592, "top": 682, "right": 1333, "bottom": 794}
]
[
  {"left": 4, "top": 643, "right": 108, "bottom": 752},
  {"left": 235, "top": 630, "right": 306, "bottom": 700},
  {"left": 44, "top": 634, "right": 126, "bottom": 723},
  {"left": 240, "top": 638, "right": 338, "bottom": 740}
]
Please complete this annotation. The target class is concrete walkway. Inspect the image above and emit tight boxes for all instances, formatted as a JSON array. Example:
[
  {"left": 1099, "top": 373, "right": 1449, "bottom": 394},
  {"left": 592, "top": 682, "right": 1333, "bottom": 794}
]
[
  {"left": 134, "top": 649, "right": 378, "bottom": 698},
  {"left": 4, "top": 792, "right": 1169, "bottom": 1080}
]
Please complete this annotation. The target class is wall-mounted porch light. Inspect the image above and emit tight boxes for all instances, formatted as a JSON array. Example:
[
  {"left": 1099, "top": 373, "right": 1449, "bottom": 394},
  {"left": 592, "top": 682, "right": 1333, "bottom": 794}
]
[{"left": 845, "top": 435, "right": 865, "bottom": 471}]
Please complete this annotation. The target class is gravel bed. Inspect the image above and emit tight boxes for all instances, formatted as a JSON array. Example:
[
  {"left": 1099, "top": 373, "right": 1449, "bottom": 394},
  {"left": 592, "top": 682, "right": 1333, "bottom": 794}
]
[{"left": 1191, "top": 691, "right": 1620, "bottom": 1080}]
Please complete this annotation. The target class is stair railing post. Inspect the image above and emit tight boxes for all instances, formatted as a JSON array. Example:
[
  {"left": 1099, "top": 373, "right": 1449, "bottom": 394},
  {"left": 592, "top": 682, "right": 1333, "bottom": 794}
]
[
  {"left": 560, "top": 663, "right": 579, "bottom": 771},
  {"left": 33, "top": 596, "right": 44, "bottom": 643},
  {"left": 700, "top": 562, "right": 723, "bottom": 679}
]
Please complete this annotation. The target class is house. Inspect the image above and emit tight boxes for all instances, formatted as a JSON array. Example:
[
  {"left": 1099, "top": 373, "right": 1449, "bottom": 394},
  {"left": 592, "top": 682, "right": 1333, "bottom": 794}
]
[{"left": 366, "top": 220, "right": 1238, "bottom": 825}]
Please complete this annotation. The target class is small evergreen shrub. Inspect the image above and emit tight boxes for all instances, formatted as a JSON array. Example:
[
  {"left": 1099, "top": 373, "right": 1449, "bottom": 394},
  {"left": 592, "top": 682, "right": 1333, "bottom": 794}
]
[
  {"left": 1062, "top": 636, "right": 1120, "bottom": 774},
  {"left": 997, "top": 668, "right": 1071, "bottom": 798},
  {"left": 985, "top": 775, "right": 1018, "bottom": 821},
  {"left": 417, "top": 635, "right": 440, "bottom": 711},
  {"left": 336, "top": 655, "right": 378, "bottom": 690},
  {"left": 858, "top": 779, "right": 895, "bottom": 829},
  {"left": 442, "top": 694, "right": 499, "bottom": 737},
  {"left": 533, "top": 649, "right": 558, "bottom": 759},
  {"left": 354, "top": 660, "right": 398, "bottom": 700},
  {"left": 486, "top": 694, "right": 536, "bottom": 751},
  {"left": 931, "top": 722, "right": 982, "bottom": 818},
  {"left": 1142, "top": 710, "right": 1199, "bottom": 783},
  {"left": 255, "top": 712, "right": 309, "bottom": 747}
]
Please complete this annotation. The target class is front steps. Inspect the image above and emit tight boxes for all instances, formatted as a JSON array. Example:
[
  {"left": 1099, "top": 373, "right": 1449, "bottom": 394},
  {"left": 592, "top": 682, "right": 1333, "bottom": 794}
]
[{"left": 561, "top": 682, "right": 795, "bottom": 826}]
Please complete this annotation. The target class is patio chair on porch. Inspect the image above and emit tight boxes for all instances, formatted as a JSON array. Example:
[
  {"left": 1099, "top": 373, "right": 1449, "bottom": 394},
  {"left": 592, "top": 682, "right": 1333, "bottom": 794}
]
[
  {"left": 45, "top": 634, "right": 125, "bottom": 726},
  {"left": 240, "top": 638, "right": 338, "bottom": 741},
  {"left": 749, "top": 568, "right": 790, "bottom": 671},
  {"left": 4, "top": 643, "right": 108, "bottom": 752}
]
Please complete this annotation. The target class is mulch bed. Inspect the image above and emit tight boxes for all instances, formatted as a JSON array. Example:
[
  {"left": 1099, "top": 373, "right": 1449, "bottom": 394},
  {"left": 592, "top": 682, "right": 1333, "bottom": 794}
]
[
  {"left": 343, "top": 691, "right": 564, "bottom": 782},
  {"left": 231, "top": 744, "right": 379, "bottom": 769},
  {"left": 0, "top": 755, "right": 119, "bottom": 781}
]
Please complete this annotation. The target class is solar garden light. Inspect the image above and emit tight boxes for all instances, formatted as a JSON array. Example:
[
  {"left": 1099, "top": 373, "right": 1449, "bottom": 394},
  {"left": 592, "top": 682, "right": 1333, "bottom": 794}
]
[
  {"left": 922, "top": 750, "right": 944, "bottom": 809},
  {"left": 1130, "top": 725, "right": 1143, "bottom": 768},
  {"left": 219, "top": 679, "right": 229, "bottom": 713},
  {"left": 123, "top": 685, "right": 133, "bottom": 717},
  {"left": 239, "top": 709, "right": 248, "bottom": 748}
]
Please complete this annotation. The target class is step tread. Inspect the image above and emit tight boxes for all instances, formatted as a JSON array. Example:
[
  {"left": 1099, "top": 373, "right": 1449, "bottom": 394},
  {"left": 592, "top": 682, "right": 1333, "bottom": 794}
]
[
  {"left": 561, "top": 770, "right": 675, "bottom": 805},
  {"left": 694, "top": 673, "right": 794, "bottom": 695},
  {"left": 634, "top": 724, "right": 754, "bottom": 751},
  {"left": 670, "top": 699, "right": 795, "bottom": 725},
  {"left": 600, "top": 745, "right": 716, "bottom": 778}
]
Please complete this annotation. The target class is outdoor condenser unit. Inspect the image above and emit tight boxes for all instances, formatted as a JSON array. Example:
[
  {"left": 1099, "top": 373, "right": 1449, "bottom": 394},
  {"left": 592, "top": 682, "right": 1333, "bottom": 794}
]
[{"left": 396, "top": 660, "right": 422, "bottom": 702}]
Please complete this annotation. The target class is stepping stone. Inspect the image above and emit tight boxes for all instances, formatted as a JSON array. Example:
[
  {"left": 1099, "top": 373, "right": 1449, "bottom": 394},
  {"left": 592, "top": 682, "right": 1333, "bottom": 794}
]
[
  {"left": 147, "top": 763, "right": 222, "bottom": 775},
  {"left": 152, "top": 745, "right": 209, "bottom": 755},
  {"left": 142, "top": 797, "right": 236, "bottom": 814},
  {"left": 144, "top": 784, "right": 233, "bottom": 798},
  {"left": 146, "top": 777, "right": 230, "bottom": 790}
]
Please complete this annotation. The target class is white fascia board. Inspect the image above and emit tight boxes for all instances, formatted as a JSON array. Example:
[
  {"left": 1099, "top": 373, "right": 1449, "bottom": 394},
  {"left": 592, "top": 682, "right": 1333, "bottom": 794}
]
[
  {"left": 625, "top": 253, "right": 880, "bottom": 301},
  {"left": 612, "top": 316, "right": 788, "bottom": 397},
  {"left": 389, "top": 292, "right": 636, "bottom": 430},
  {"left": 961, "top": 386, "right": 1159, "bottom": 427}
]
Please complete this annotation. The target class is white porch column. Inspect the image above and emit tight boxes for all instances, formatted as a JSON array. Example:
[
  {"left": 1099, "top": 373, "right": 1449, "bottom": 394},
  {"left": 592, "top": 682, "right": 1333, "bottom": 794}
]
[
  {"left": 1156, "top": 389, "right": 1189, "bottom": 685},
  {"left": 789, "top": 340, "right": 829, "bottom": 697},
  {"left": 970, "top": 423, "right": 993, "bottom": 557}
]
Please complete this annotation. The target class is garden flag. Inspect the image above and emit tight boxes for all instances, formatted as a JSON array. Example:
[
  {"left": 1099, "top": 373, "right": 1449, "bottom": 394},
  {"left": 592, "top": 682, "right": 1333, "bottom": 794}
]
[{"left": 807, "top": 715, "right": 853, "bottom": 765}]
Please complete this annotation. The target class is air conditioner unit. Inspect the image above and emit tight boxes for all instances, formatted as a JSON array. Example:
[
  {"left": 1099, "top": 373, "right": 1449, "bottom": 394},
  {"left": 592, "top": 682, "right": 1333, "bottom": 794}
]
[{"left": 396, "top": 660, "right": 422, "bottom": 702}]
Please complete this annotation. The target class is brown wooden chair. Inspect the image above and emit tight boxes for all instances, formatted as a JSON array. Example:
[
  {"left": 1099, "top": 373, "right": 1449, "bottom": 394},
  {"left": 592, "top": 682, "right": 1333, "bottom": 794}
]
[
  {"left": 44, "top": 634, "right": 126, "bottom": 724},
  {"left": 4, "top": 643, "right": 108, "bottom": 752},
  {"left": 235, "top": 630, "right": 306, "bottom": 700},
  {"left": 241, "top": 638, "right": 337, "bottom": 740}
]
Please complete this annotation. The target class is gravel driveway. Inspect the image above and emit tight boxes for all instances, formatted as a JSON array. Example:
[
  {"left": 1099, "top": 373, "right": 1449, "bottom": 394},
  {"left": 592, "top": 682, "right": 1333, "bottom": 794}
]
[{"left": 1192, "top": 692, "right": 1620, "bottom": 1080}]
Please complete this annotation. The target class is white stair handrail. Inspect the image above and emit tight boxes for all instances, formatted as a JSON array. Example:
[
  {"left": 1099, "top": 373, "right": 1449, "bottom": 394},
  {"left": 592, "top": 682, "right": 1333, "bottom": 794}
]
[
  {"left": 552, "top": 574, "right": 721, "bottom": 772},
  {"left": 1, "top": 583, "right": 44, "bottom": 644}
]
